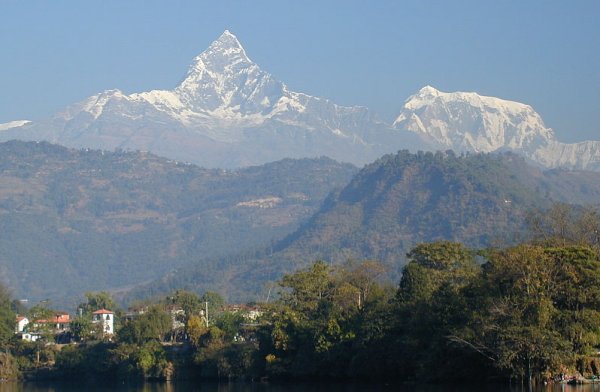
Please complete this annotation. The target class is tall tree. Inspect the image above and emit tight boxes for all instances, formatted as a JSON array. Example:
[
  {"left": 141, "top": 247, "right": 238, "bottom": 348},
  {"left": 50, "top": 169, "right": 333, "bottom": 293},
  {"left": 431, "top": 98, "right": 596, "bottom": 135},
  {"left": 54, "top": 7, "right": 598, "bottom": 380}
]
[
  {"left": 527, "top": 203, "right": 600, "bottom": 249},
  {"left": 77, "top": 292, "right": 118, "bottom": 316},
  {"left": 279, "top": 260, "right": 333, "bottom": 313},
  {"left": 392, "top": 241, "right": 480, "bottom": 380},
  {"left": 0, "top": 283, "right": 14, "bottom": 347},
  {"left": 170, "top": 290, "right": 201, "bottom": 326},
  {"left": 118, "top": 306, "right": 171, "bottom": 344},
  {"left": 461, "top": 245, "right": 570, "bottom": 385},
  {"left": 549, "top": 246, "right": 600, "bottom": 371},
  {"left": 338, "top": 260, "right": 387, "bottom": 310}
]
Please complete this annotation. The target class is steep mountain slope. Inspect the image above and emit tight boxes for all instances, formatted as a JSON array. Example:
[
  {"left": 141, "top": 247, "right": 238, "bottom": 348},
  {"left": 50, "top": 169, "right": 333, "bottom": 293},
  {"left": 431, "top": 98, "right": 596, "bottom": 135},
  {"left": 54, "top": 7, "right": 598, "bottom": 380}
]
[
  {"left": 129, "top": 150, "right": 600, "bottom": 302},
  {"left": 393, "top": 86, "right": 600, "bottom": 170},
  {"left": 274, "top": 151, "right": 600, "bottom": 262},
  {"left": 0, "top": 141, "right": 355, "bottom": 306},
  {"left": 0, "top": 31, "right": 424, "bottom": 168}
]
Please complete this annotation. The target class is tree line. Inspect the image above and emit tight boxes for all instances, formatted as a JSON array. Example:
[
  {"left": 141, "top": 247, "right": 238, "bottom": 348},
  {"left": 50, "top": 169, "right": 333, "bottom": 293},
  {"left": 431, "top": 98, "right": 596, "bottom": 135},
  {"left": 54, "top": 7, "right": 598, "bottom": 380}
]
[{"left": 0, "top": 203, "right": 598, "bottom": 385}]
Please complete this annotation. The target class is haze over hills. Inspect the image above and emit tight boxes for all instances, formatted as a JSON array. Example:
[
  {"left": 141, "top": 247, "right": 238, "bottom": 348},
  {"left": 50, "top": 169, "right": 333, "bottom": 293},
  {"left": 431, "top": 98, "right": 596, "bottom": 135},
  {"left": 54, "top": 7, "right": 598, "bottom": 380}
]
[
  {"left": 0, "top": 141, "right": 355, "bottom": 306},
  {"left": 125, "top": 150, "right": 600, "bottom": 302},
  {"left": 1, "top": 31, "right": 599, "bottom": 170}
]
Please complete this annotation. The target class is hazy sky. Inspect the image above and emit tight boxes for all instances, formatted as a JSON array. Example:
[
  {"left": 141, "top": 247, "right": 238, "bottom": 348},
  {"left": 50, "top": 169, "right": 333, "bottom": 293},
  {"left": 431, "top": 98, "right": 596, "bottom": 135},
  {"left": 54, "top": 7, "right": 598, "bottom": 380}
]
[{"left": 1, "top": 1, "right": 599, "bottom": 142}]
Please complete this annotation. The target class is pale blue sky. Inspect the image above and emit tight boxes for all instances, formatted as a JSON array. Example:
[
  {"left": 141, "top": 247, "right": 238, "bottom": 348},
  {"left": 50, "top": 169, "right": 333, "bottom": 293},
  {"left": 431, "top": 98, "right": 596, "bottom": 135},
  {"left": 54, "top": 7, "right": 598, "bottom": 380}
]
[{"left": 1, "top": 1, "right": 599, "bottom": 142}]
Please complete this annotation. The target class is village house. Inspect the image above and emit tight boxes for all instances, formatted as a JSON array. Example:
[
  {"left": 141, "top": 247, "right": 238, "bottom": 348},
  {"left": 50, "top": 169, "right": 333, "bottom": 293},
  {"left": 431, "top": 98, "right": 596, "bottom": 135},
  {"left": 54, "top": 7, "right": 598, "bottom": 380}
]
[
  {"left": 15, "top": 309, "right": 118, "bottom": 342},
  {"left": 124, "top": 305, "right": 147, "bottom": 322},
  {"left": 246, "top": 307, "right": 263, "bottom": 322},
  {"left": 125, "top": 304, "right": 186, "bottom": 330},
  {"left": 33, "top": 311, "right": 70, "bottom": 332},
  {"left": 164, "top": 304, "right": 185, "bottom": 330},
  {"left": 15, "top": 316, "right": 29, "bottom": 333},
  {"left": 15, "top": 312, "right": 70, "bottom": 342},
  {"left": 20, "top": 332, "right": 42, "bottom": 342},
  {"left": 14, "top": 316, "right": 42, "bottom": 342},
  {"left": 222, "top": 304, "right": 263, "bottom": 321},
  {"left": 92, "top": 309, "right": 115, "bottom": 335}
]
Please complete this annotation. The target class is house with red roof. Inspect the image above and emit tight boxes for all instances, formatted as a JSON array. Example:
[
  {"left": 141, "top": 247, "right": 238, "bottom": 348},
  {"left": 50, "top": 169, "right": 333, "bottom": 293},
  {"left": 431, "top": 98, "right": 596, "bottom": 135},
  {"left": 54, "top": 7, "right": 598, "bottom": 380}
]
[
  {"left": 33, "top": 311, "right": 70, "bottom": 332},
  {"left": 92, "top": 309, "right": 115, "bottom": 335}
]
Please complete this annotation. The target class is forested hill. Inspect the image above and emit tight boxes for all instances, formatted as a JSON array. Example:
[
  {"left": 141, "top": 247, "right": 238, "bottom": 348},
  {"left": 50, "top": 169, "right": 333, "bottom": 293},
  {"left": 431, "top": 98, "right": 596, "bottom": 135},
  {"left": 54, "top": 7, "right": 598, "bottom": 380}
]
[
  {"left": 273, "top": 150, "right": 600, "bottom": 262},
  {"left": 0, "top": 141, "right": 356, "bottom": 306},
  {"left": 131, "top": 150, "right": 600, "bottom": 302}
]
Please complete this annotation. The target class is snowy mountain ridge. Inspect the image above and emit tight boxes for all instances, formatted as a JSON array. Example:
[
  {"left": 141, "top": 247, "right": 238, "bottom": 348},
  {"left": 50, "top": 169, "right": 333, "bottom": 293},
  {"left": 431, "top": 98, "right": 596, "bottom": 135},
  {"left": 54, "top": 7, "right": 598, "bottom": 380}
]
[
  {"left": 0, "top": 30, "right": 405, "bottom": 167},
  {"left": 0, "top": 120, "right": 31, "bottom": 132},
  {"left": 1, "top": 30, "right": 599, "bottom": 170},
  {"left": 55, "top": 31, "right": 375, "bottom": 141},
  {"left": 393, "top": 86, "right": 600, "bottom": 170}
]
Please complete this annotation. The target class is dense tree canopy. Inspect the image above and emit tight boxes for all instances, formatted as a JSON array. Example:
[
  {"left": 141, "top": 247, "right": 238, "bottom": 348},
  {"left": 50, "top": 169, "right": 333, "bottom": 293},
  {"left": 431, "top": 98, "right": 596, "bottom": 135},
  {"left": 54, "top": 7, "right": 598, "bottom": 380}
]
[
  {"left": 78, "top": 292, "right": 119, "bottom": 315},
  {"left": 118, "top": 306, "right": 172, "bottom": 345},
  {"left": 8, "top": 204, "right": 600, "bottom": 384}
]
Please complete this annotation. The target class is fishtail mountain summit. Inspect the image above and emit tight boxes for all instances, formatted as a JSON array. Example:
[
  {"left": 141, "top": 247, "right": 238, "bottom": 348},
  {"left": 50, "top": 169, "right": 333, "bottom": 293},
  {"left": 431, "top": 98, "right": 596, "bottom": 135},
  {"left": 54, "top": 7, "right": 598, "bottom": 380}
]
[{"left": 1, "top": 31, "right": 599, "bottom": 170}]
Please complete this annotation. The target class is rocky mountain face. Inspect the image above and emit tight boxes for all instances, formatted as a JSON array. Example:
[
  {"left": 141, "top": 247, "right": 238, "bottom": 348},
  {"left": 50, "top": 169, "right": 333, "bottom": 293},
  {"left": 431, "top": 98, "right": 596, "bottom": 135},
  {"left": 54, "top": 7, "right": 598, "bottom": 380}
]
[{"left": 1, "top": 31, "right": 599, "bottom": 169}]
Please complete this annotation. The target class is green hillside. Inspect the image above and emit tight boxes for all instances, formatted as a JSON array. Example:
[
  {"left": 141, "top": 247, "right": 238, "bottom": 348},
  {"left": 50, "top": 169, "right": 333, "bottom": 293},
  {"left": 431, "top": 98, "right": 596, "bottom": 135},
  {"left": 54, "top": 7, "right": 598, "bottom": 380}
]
[
  {"left": 132, "top": 150, "right": 600, "bottom": 302},
  {"left": 0, "top": 141, "right": 356, "bottom": 306},
  {"left": 275, "top": 150, "right": 600, "bottom": 261}
]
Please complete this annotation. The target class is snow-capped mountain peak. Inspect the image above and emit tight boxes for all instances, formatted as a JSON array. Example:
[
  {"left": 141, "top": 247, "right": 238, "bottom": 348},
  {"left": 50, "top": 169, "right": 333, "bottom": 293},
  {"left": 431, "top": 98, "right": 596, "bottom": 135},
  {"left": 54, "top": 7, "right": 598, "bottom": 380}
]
[
  {"left": 417, "top": 85, "right": 440, "bottom": 96},
  {"left": 182, "top": 30, "right": 253, "bottom": 82},
  {"left": 3, "top": 32, "right": 600, "bottom": 170},
  {"left": 394, "top": 86, "right": 555, "bottom": 153},
  {"left": 0, "top": 30, "right": 391, "bottom": 168},
  {"left": 173, "top": 30, "right": 285, "bottom": 115}
]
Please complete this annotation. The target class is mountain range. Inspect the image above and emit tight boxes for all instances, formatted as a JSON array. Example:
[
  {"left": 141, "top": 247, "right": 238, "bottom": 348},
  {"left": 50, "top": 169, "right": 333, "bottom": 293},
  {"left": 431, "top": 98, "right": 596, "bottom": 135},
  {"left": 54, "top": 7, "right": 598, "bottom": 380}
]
[{"left": 1, "top": 30, "right": 599, "bottom": 170}]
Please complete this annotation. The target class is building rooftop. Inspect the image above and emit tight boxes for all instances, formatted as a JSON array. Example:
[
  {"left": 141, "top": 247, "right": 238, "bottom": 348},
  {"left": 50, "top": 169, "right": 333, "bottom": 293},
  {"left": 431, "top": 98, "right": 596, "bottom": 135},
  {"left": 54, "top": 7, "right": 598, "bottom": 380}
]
[{"left": 92, "top": 309, "right": 114, "bottom": 315}]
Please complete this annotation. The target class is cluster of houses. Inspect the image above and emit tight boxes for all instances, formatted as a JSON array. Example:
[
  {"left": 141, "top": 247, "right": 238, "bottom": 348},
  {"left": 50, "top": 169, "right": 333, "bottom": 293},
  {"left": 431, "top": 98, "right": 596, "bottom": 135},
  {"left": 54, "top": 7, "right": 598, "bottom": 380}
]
[
  {"left": 221, "top": 304, "right": 262, "bottom": 322},
  {"left": 15, "top": 309, "right": 115, "bottom": 342},
  {"left": 14, "top": 303, "right": 263, "bottom": 343}
]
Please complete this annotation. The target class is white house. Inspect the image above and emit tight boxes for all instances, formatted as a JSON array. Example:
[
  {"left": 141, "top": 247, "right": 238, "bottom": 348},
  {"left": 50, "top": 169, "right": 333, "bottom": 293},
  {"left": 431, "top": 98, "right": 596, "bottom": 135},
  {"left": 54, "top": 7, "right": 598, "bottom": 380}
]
[
  {"left": 19, "top": 332, "right": 42, "bottom": 342},
  {"left": 92, "top": 309, "right": 115, "bottom": 335},
  {"left": 15, "top": 316, "right": 29, "bottom": 333},
  {"left": 165, "top": 305, "right": 185, "bottom": 330}
]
